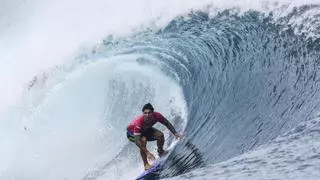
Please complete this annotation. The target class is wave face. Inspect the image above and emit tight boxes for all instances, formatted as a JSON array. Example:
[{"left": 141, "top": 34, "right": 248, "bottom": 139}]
[
  {"left": 93, "top": 7, "right": 320, "bottom": 178},
  {"left": 157, "top": 7, "right": 320, "bottom": 178},
  {"left": 1, "top": 3, "right": 320, "bottom": 180},
  {"left": 82, "top": 6, "right": 320, "bottom": 179}
]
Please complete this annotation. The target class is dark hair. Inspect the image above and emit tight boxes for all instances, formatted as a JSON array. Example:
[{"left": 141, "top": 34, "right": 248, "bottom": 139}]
[{"left": 142, "top": 103, "right": 154, "bottom": 112}]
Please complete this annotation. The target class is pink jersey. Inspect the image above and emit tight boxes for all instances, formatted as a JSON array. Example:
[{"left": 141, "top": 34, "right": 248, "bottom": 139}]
[{"left": 127, "top": 112, "right": 165, "bottom": 135}]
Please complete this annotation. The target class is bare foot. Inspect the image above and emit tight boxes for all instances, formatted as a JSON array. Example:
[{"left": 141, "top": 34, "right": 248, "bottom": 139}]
[{"left": 144, "top": 163, "right": 152, "bottom": 170}]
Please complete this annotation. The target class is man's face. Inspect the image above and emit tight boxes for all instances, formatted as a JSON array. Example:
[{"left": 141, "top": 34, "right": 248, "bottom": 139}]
[{"left": 143, "top": 109, "right": 153, "bottom": 120}]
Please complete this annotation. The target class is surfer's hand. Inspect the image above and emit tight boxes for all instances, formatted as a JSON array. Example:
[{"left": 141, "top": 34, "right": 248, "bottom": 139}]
[{"left": 175, "top": 133, "right": 184, "bottom": 139}]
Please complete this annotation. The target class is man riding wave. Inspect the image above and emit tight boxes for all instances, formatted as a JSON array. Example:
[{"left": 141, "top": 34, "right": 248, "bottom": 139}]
[{"left": 126, "top": 103, "right": 184, "bottom": 170}]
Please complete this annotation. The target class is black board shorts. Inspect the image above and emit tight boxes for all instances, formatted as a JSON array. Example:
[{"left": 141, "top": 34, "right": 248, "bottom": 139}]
[{"left": 127, "top": 127, "right": 158, "bottom": 142}]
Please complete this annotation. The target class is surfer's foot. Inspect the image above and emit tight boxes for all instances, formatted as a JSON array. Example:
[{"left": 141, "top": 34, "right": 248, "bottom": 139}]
[
  {"left": 157, "top": 149, "right": 168, "bottom": 157},
  {"left": 144, "top": 163, "right": 152, "bottom": 170}
]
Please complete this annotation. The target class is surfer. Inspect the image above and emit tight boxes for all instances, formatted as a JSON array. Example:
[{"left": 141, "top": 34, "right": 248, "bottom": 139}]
[{"left": 126, "top": 103, "right": 184, "bottom": 170}]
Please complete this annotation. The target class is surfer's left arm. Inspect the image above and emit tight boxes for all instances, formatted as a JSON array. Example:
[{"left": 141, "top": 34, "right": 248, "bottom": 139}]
[
  {"left": 155, "top": 112, "right": 184, "bottom": 139},
  {"left": 161, "top": 118, "right": 184, "bottom": 139},
  {"left": 161, "top": 118, "right": 177, "bottom": 135}
]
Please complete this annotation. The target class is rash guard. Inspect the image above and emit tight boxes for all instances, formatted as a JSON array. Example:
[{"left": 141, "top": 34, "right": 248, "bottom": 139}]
[{"left": 127, "top": 112, "right": 177, "bottom": 136}]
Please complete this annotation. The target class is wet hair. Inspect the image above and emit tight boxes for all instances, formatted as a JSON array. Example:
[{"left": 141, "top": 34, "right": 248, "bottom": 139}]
[{"left": 142, "top": 103, "right": 154, "bottom": 112}]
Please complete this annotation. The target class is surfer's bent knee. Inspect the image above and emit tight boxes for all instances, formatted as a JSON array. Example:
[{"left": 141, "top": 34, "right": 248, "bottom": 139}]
[{"left": 154, "top": 130, "right": 164, "bottom": 139}]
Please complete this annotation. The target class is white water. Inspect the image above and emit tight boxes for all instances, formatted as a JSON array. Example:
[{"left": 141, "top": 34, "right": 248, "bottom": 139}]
[
  {"left": 0, "top": 53, "right": 188, "bottom": 179},
  {"left": 1, "top": 0, "right": 319, "bottom": 111}
]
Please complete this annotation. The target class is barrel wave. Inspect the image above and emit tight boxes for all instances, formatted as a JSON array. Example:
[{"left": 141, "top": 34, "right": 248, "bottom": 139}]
[{"left": 1, "top": 4, "right": 320, "bottom": 180}]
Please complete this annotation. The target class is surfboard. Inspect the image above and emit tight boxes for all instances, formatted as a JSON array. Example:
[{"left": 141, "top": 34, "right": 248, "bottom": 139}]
[
  {"left": 135, "top": 161, "right": 162, "bottom": 180},
  {"left": 135, "top": 152, "right": 169, "bottom": 180},
  {"left": 135, "top": 134, "right": 183, "bottom": 180}
]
